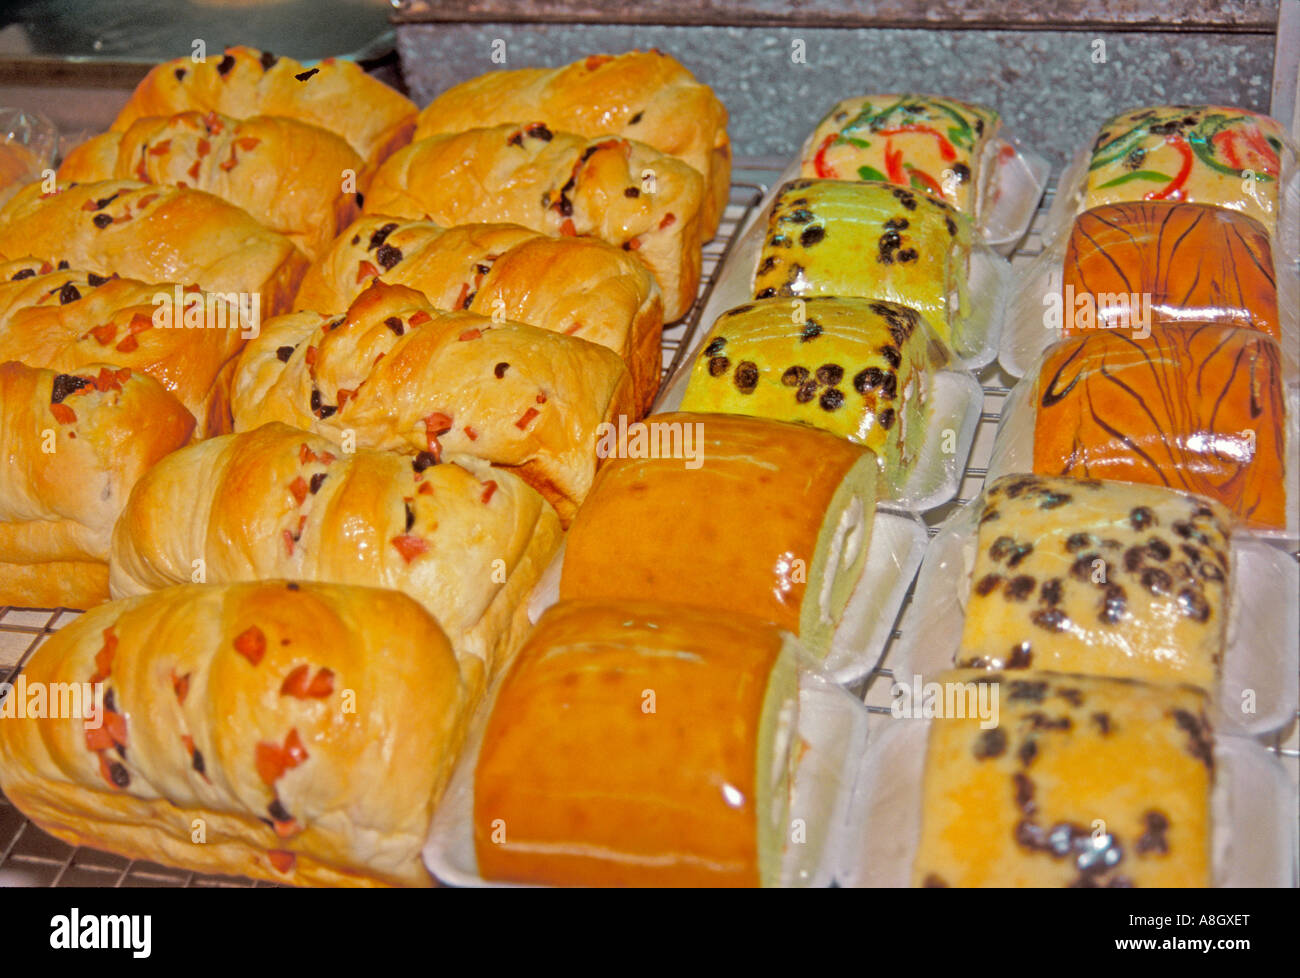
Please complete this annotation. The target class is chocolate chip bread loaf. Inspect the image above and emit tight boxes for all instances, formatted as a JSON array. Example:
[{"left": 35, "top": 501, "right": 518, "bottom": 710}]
[
  {"left": 913, "top": 670, "right": 1214, "bottom": 887},
  {"left": 753, "top": 179, "right": 971, "bottom": 351},
  {"left": 680, "top": 297, "right": 945, "bottom": 480},
  {"left": 958, "top": 475, "right": 1233, "bottom": 690}
]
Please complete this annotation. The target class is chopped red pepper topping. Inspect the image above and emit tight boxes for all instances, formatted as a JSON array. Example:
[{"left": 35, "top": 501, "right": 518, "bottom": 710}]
[
  {"left": 812, "top": 133, "right": 839, "bottom": 179},
  {"left": 203, "top": 110, "right": 224, "bottom": 134},
  {"left": 91, "top": 627, "right": 117, "bottom": 683},
  {"left": 115, "top": 335, "right": 139, "bottom": 353},
  {"left": 1144, "top": 134, "right": 1193, "bottom": 202},
  {"left": 49, "top": 403, "right": 76, "bottom": 424},
  {"left": 458, "top": 328, "right": 481, "bottom": 341},
  {"left": 85, "top": 721, "right": 115, "bottom": 752},
  {"left": 255, "top": 728, "right": 308, "bottom": 786},
  {"left": 409, "top": 310, "right": 432, "bottom": 326},
  {"left": 148, "top": 140, "right": 172, "bottom": 156},
  {"left": 423, "top": 412, "right": 453, "bottom": 458},
  {"left": 280, "top": 664, "right": 334, "bottom": 699},
  {"left": 304, "top": 345, "right": 318, "bottom": 367},
  {"left": 480, "top": 480, "right": 498, "bottom": 504},
  {"left": 391, "top": 534, "right": 430, "bottom": 563},
  {"left": 196, "top": 137, "right": 211, "bottom": 157},
  {"left": 267, "top": 849, "right": 295, "bottom": 873},
  {"left": 288, "top": 476, "right": 309, "bottom": 505},
  {"left": 236, "top": 137, "right": 261, "bottom": 151},
  {"left": 454, "top": 282, "right": 470, "bottom": 308},
  {"left": 355, "top": 260, "right": 380, "bottom": 284},
  {"left": 172, "top": 670, "right": 191, "bottom": 703},
  {"left": 659, "top": 212, "right": 676, "bottom": 229},
  {"left": 186, "top": 159, "right": 201, "bottom": 180},
  {"left": 233, "top": 626, "right": 266, "bottom": 665},
  {"left": 89, "top": 322, "right": 116, "bottom": 345},
  {"left": 464, "top": 426, "right": 478, "bottom": 441},
  {"left": 515, "top": 406, "right": 540, "bottom": 429},
  {"left": 417, "top": 482, "right": 433, "bottom": 495},
  {"left": 564, "top": 321, "right": 583, "bottom": 335},
  {"left": 560, "top": 218, "right": 577, "bottom": 237},
  {"left": 282, "top": 529, "right": 295, "bottom": 556},
  {"left": 585, "top": 54, "right": 613, "bottom": 70}
]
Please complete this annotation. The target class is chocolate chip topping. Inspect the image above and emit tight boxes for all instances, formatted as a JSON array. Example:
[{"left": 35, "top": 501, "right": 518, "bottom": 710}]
[
  {"left": 368, "top": 222, "right": 399, "bottom": 250},
  {"left": 1031, "top": 608, "right": 1070, "bottom": 632},
  {"left": 217, "top": 54, "right": 236, "bottom": 76},
  {"left": 58, "top": 282, "right": 81, "bottom": 304},
  {"left": 815, "top": 364, "right": 843, "bottom": 386},
  {"left": 275, "top": 346, "right": 295, "bottom": 363},
  {"left": 704, "top": 336, "right": 726, "bottom": 357},
  {"left": 309, "top": 472, "right": 327, "bottom": 494},
  {"left": 877, "top": 407, "right": 895, "bottom": 430},
  {"left": 854, "top": 367, "right": 883, "bottom": 392},
  {"left": 1177, "top": 588, "right": 1210, "bottom": 621},
  {"left": 1135, "top": 810, "right": 1170, "bottom": 855},
  {"left": 800, "top": 225, "right": 825, "bottom": 247},
  {"left": 733, "top": 361, "right": 759, "bottom": 393},
  {"left": 1005, "top": 575, "right": 1036, "bottom": 601},
  {"left": 795, "top": 380, "right": 818, "bottom": 403},
  {"left": 10, "top": 268, "right": 35, "bottom": 281},
  {"left": 295, "top": 68, "right": 319, "bottom": 82},
  {"left": 376, "top": 244, "right": 402, "bottom": 269},
  {"left": 50, "top": 374, "right": 91, "bottom": 403},
  {"left": 781, "top": 365, "right": 809, "bottom": 387},
  {"left": 92, "top": 213, "right": 113, "bottom": 229},
  {"left": 819, "top": 388, "right": 844, "bottom": 411},
  {"left": 974, "top": 573, "right": 1002, "bottom": 596},
  {"left": 973, "top": 728, "right": 1007, "bottom": 760},
  {"left": 412, "top": 451, "right": 438, "bottom": 472},
  {"left": 1099, "top": 583, "right": 1127, "bottom": 624},
  {"left": 708, "top": 356, "right": 730, "bottom": 377}
]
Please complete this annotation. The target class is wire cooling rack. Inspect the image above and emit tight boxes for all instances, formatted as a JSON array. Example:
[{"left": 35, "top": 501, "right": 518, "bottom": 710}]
[{"left": 0, "top": 164, "right": 1295, "bottom": 887}]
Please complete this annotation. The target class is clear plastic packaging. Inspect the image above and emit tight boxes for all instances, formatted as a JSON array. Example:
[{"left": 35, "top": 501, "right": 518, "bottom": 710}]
[
  {"left": 991, "top": 331, "right": 1300, "bottom": 543},
  {"left": 894, "top": 488, "right": 1299, "bottom": 736},
  {"left": 656, "top": 297, "right": 984, "bottom": 514},
  {"left": 0, "top": 108, "right": 58, "bottom": 207},
  {"left": 529, "top": 507, "right": 929, "bottom": 688},
  {"left": 423, "top": 624, "right": 869, "bottom": 888},
  {"left": 843, "top": 718, "right": 1297, "bottom": 888},
  {"left": 1001, "top": 199, "right": 1300, "bottom": 379},
  {"left": 1041, "top": 104, "right": 1300, "bottom": 260},
  {"left": 679, "top": 178, "right": 1010, "bottom": 372}
]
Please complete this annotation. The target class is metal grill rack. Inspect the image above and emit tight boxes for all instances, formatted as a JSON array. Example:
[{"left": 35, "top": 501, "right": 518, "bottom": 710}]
[{"left": 0, "top": 163, "right": 1295, "bottom": 887}]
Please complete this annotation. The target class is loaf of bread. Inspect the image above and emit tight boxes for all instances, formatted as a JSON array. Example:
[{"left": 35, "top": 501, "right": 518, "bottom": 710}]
[
  {"left": 414, "top": 51, "right": 730, "bottom": 238},
  {"left": 474, "top": 599, "right": 800, "bottom": 887},
  {"left": 59, "top": 112, "right": 363, "bottom": 261},
  {"left": 110, "top": 46, "right": 416, "bottom": 173},
  {"left": 800, "top": 95, "right": 1000, "bottom": 217},
  {"left": 754, "top": 179, "right": 971, "bottom": 351},
  {"left": 558, "top": 412, "right": 878, "bottom": 659},
  {"left": 110, "top": 422, "right": 561, "bottom": 693},
  {"left": 0, "top": 580, "right": 467, "bottom": 887},
  {"left": 1062, "top": 201, "right": 1278, "bottom": 340},
  {"left": 0, "top": 180, "right": 308, "bottom": 316},
  {"left": 1083, "top": 105, "right": 1288, "bottom": 235},
  {"left": 230, "top": 282, "right": 634, "bottom": 523},
  {"left": 913, "top": 670, "right": 1213, "bottom": 887},
  {"left": 957, "top": 475, "right": 1233, "bottom": 690},
  {"left": 294, "top": 216, "right": 663, "bottom": 413},
  {"left": 1032, "top": 326, "right": 1287, "bottom": 531},
  {"left": 0, "top": 360, "right": 194, "bottom": 608},
  {"left": 680, "top": 297, "right": 945, "bottom": 480},
  {"left": 0, "top": 259, "right": 248, "bottom": 436},
  {"left": 363, "top": 125, "right": 705, "bottom": 321}
]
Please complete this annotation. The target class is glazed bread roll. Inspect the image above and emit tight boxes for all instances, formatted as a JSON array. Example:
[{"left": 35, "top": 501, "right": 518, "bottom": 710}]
[
  {"left": 415, "top": 51, "right": 730, "bottom": 238},
  {"left": 957, "top": 475, "right": 1234, "bottom": 690},
  {"left": 110, "top": 422, "right": 562, "bottom": 693},
  {"left": 0, "top": 180, "right": 308, "bottom": 316},
  {"left": 231, "top": 282, "right": 634, "bottom": 523},
  {"left": 558, "top": 412, "right": 878, "bottom": 659},
  {"left": 59, "top": 112, "right": 363, "bottom": 261},
  {"left": 0, "top": 139, "right": 40, "bottom": 205},
  {"left": 0, "top": 581, "right": 467, "bottom": 887},
  {"left": 0, "top": 360, "right": 194, "bottom": 607},
  {"left": 1082, "top": 105, "right": 1288, "bottom": 235},
  {"left": 111, "top": 46, "right": 417, "bottom": 173},
  {"left": 295, "top": 217, "right": 663, "bottom": 413},
  {"left": 1062, "top": 201, "right": 1278, "bottom": 340},
  {"left": 0, "top": 259, "right": 248, "bottom": 435},
  {"left": 680, "top": 297, "right": 946, "bottom": 480},
  {"left": 914, "top": 670, "right": 1213, "bottom": 887},
  {"left": 364, "top": 125, "right": 705, "bottom": 321},
  {"left": 474, "top": 599, "right": 801, "bottom": 887},
  {"left": 1031, "top": 325, "right": 1288, "bottom": 531},
  {"left": 801, "top": 94, "right": 1000, "bottom": 217},
  {"left": 754, "top": 179, "right": 972, "bottom": 351}
]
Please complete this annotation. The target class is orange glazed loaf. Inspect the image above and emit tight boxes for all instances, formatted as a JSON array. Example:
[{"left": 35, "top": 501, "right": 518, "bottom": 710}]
[
  {"left": 913, "top": 670, "right": 1214, "bottom": 887},
  {"left": 473, "top": 599, "right": 800, "bottom": 887},
  {"left": 1062, "top": 201, "right": 1278, "bottom": 340},
  {"left": 1031, "top": 325, "right": 1288, "bottom": 531},
  {"left": 558, "top": 412, "right": 878, "bottom": 659}
]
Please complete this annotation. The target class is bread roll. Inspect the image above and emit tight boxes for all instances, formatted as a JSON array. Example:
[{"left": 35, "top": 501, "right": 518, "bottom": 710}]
[
  {"left": 294, "top": 217, "right": 663, "bottom": 413},
  {"left": 474, "top": 599, "right": 800, "bottom": 887},
  {"left": 110, "top": 422, "right": 562, "bottom": 693},
  {"left": 800, "top": 94, "right": 1000, "bottom": 217},
  {"left": 0, "top": 360, "right": 194, "bottom": 608},
  {"left": 1031, "top": 326, "right": 1288, "bottom": 531},
  {"left": 1082, "top": 105, "right": 1288, "bottom": 235},
  {"left": 0, "top": 581, "right": 467, "bottom": 887},
  {"left": 914, "top": 670, "right": 1213, "bottom": 887},
  {"left": 59, "top": 112, "right": 363, "bottom": 261},
  {"left": 415, "top": 51, "right": 730, "bottom": 237},
  {"left": 957, "top": 475, "right": 1233, "bottom": 690},
  {"left": 0, "top": 259, "right": 248, "bottom": 435},
  {"left": 1062, "top": 201, "right": 1278, "bottom": 340},
  {"left": 231, "top": 282, "right": 634, "bottom": 524},
  {"left": 558, "top": 412, "right": 878, "bottom": 658},
  {"left": 680, "top": 296, "right": 946, "bottom": 480},
  {"left": 364, "top": 126, "right": 705, "bottom": 321},
  {"left": 0, "top": 180, "right": 308, "bottom": 316},
  {"left": 111, "top": 46, "right": 416, "bottom": 173}
]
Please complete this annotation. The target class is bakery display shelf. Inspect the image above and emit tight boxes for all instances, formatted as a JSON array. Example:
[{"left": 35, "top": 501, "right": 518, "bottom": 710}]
[{"left": 0, "top": 167, "right": 1294, "bottom": 888}]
